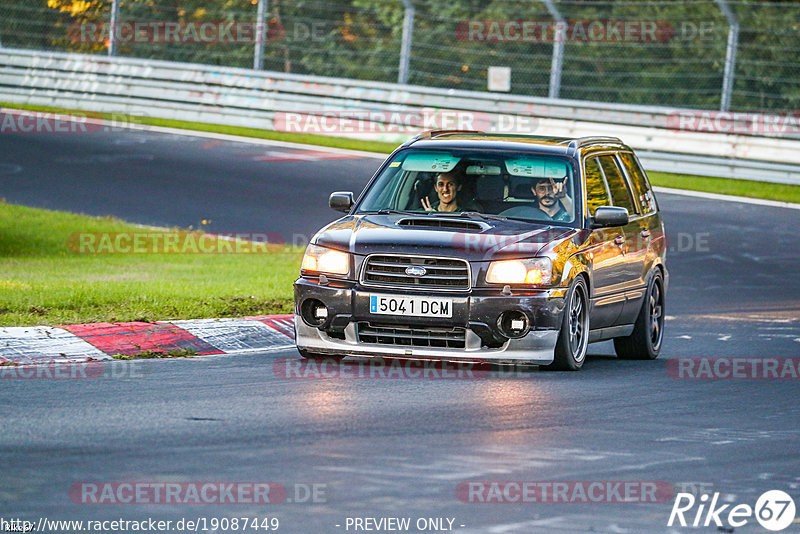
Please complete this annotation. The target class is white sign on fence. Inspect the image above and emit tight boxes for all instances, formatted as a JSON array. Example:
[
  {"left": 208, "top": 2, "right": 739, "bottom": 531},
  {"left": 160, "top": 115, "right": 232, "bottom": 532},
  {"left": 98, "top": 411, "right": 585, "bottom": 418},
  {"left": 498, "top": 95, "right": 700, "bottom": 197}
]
[{"left": 488, "top": 66, "right": 511, "bottom": 92}]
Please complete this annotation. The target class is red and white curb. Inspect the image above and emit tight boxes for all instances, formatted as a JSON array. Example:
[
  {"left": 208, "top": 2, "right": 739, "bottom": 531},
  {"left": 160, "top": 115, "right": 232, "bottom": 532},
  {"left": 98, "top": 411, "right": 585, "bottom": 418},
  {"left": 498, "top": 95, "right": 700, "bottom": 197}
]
[{"left": 0, "top": 315, "right": 294, "bottom": 364}]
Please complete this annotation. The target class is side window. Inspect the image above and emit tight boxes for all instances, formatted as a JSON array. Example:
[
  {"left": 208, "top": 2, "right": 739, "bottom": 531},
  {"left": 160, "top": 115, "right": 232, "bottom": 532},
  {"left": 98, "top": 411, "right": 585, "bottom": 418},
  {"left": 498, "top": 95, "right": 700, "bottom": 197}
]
[
  {"left": 618, "top": 152, "right": 656, "bottom": 214},
  {"left": 599, "top": 155, "right": 636, "bottom": 214},
  {"left": 584, "top": 157, "right": 610, "bottom": 216}
]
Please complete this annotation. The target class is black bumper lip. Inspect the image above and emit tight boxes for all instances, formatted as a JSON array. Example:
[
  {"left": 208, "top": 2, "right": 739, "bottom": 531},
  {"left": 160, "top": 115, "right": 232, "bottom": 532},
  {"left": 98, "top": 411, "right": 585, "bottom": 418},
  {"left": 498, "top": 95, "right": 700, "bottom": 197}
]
[
  {"left": 293, "top": 313, "right": 561, "bottom": 363},
  {"left": 294, "top": 277, "right": 566, "bottom": 337}
]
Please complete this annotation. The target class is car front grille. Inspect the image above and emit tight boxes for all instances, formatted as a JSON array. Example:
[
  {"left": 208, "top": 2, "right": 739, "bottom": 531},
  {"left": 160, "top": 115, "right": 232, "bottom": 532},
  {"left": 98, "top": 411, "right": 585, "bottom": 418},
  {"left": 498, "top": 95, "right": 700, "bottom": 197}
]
[
  {"left": 361, "top": 254, "right": 470, "bottom": 290},
  {"left": 356, "top": 322, "right": 466, "bottom": 349}
]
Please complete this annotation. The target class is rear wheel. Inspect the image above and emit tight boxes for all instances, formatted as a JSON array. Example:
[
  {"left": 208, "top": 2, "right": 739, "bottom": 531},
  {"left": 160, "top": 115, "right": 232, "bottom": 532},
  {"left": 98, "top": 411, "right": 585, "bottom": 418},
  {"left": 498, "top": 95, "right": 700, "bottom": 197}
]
[
  {"left": 298, "top": 349, "right": 344, "bottom": 361},
  {"left": 546, "top": 277, "right": 589, "bottom": 371},
  {"left": 614, "top": 271, "right": 664, "bottom": 360}
]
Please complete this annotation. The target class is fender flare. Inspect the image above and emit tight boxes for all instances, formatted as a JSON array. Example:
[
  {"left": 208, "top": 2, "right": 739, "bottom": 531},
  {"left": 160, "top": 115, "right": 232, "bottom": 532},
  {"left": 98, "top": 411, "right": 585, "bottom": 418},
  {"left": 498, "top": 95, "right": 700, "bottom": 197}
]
[{"left": 560, "top": 256, "right": 591, "bottom": 293}]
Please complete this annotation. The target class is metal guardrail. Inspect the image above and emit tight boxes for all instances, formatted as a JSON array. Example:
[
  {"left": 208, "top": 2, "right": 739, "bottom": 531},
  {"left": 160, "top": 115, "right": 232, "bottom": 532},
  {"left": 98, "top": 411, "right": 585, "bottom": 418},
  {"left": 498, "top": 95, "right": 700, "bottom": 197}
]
[
  {"left": 637, "top": 152, "right": 800, "bottom": 186},
  {"left": 1, "top": 48, "right": 799, "bottom": 185}
]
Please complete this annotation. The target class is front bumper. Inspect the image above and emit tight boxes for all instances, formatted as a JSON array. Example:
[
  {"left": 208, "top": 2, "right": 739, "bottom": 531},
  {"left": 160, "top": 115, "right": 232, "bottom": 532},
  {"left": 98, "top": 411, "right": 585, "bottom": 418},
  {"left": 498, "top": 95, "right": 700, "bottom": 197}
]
[{"left": 294, "top": 278, "right": 566, "bottom": 364}]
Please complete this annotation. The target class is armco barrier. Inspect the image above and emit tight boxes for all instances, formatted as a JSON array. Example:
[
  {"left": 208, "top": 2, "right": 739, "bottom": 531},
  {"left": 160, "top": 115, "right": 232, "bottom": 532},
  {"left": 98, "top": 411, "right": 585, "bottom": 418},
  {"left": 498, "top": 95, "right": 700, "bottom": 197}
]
[{"left": 1, "top": 47, "right": 799, "bottom": 184}]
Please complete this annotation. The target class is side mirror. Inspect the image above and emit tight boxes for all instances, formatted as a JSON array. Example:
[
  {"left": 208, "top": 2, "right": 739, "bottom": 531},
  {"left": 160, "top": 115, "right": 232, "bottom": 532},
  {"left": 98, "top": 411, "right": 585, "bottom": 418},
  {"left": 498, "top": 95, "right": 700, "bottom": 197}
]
[
  {"left": 329, "top": 191, "right": 354, "bottom": 213},
  {"left": 592, "top": 206, "right": 629, "bottom": 228}
]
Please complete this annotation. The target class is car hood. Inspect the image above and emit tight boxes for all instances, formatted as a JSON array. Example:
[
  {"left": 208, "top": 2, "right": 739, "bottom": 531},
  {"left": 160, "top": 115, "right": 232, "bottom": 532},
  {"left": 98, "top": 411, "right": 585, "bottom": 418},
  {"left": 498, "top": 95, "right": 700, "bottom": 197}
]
[{"left": 313, "top": 213, "right": 576, "bottom": 261}]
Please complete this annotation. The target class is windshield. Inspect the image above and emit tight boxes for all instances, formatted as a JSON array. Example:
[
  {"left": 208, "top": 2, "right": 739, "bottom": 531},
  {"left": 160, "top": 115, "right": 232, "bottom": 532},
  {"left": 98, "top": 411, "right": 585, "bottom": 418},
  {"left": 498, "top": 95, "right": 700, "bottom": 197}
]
[{"left": 357, "top": 149, "right": 578, "bottom": 225}]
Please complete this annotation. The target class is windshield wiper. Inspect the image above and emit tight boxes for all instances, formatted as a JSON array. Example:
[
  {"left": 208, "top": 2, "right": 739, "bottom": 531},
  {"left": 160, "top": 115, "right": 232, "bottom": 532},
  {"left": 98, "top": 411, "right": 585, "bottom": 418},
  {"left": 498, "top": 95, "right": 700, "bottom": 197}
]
[
  {"left": 427, "top": 211, "right": 509, "bottom": 222},
  {"left": 458, "top": 211, "right": 509, "bottom": 221},
  {"left": 468, "top": 211, "right": 549, "bottom": 224},
  {"left": 366, "top": 209, "right": 532, "bottom": 224}
]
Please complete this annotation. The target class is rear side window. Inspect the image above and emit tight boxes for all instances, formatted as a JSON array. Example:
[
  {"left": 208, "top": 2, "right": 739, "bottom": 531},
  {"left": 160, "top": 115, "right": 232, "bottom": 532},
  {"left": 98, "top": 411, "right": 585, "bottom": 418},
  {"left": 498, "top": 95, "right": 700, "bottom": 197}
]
[
  {"left": 599, "top": 155, "right": 636, "bottom": 214},
  {"left": 584, "top": 157, "right": 610, "bottom": 216},
  {"left": 618, "top": 152, "right": 656, "bottom": 214}
]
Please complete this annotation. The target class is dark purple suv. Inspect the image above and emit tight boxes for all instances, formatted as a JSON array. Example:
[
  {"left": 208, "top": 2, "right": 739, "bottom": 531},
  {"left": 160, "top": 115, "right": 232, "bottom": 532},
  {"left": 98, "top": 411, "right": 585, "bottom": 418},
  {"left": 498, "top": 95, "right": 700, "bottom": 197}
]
[{"left": 294, "top": 131, "right": 667, "bottom": 370}]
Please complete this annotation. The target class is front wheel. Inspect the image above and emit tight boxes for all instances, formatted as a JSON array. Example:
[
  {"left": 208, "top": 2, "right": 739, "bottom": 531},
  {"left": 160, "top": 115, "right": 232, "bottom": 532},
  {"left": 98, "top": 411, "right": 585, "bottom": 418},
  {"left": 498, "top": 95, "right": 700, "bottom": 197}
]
[
  {"left": 545, "top": 277, "right": 589, "bottom": 371},
  {"left": 614, "top": 271, "right": 664, "bottom": 360}
]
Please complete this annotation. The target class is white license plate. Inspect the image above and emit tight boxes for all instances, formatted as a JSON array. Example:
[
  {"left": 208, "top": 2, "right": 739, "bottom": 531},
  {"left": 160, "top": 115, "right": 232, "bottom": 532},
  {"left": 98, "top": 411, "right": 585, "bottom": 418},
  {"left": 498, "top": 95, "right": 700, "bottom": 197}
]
[{"left": 369, "top": 295, "right": 452, "bottom": 318}]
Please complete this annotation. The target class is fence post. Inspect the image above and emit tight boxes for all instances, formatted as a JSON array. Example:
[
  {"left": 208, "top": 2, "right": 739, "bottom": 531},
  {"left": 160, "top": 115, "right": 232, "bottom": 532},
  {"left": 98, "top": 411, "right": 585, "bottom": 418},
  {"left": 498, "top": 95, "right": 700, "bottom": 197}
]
[
  {"left": 254, "top": 0, "right": 268, "bottom": 70},
  {"left": 398, "top": 0, "right": 415, "bottom": 84},
  {"left": 542, "top": 0, "right": 564, "bottom": 99},
  {"left": 108, "top": 0, "right": 120, "bottom": 56},
  {"left": 715, "top": 0, "right": 738, "bottom": 111}
]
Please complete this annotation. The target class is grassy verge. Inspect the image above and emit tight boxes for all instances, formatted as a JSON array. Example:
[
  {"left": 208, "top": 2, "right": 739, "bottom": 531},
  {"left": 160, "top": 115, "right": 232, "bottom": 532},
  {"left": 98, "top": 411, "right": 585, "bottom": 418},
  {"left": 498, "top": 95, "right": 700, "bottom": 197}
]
[
  {"left": 0, "top": 202, "right": 301, "bottom": 327},
  {"left": 648, "top": 171, "right": 800, "bottom": 204},
  {"left": 5, "top": 102, "right": 800, "bottom": 204},
  {"left": 111, "top": 349, "right": 197, "bottom": 360}
]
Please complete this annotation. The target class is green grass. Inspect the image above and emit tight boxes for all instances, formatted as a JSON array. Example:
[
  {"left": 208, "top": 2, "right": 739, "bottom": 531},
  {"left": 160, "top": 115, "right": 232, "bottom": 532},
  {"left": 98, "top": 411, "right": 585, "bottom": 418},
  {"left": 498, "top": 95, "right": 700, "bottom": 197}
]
[
  {"left": 647, "top": 171, "right": 800, "bottom": 204},
  {"left": 0, "top": 202, "right": 301, "bottom": 327},
  {"left": 4, "top": 102, "right": 799, "bottom": 204},
  {"left": 111, "top": 349, "right": 197, "bottom": 360}
]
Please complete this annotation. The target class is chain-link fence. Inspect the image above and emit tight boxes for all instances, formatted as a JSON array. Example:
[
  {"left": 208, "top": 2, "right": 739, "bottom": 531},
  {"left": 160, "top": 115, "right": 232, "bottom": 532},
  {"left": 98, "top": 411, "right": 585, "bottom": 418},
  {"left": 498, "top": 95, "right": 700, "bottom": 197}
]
[{"left": 1, "top": 0, "right": 798, "bottom": 112}]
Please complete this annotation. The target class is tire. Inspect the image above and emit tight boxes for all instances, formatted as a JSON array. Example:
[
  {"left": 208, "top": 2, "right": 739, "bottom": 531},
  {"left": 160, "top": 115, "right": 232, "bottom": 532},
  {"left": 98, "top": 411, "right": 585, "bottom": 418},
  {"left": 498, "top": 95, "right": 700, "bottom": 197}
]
[
  {"left": 614, "top": 271, "right": 665, "bottom": 360},
  {"left": 298, "top": 349, "right": 344, "bottom": 361},
  {"left": 545, "top": 277, "right": 589, "bottom": 371}
]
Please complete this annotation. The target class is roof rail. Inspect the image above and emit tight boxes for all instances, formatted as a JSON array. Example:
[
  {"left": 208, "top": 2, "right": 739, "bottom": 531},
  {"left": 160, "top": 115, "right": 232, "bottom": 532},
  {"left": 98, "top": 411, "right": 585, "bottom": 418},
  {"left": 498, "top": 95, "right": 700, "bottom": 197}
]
[
  {"left": 413, "top": 129, "right": 485, "bottom": 141},
  {"left": 567, "top": 136, "right": 623, "bottom": 151}
]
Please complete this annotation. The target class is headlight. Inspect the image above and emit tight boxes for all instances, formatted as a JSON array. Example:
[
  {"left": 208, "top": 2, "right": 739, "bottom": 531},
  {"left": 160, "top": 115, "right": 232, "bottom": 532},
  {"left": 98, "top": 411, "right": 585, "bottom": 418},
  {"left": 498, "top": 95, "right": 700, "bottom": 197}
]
[
  {"left": 301, "top": 244, "right": 350, "bottom": 276},
  {"left": 486, "top": 258, "right": 552, "bottom": 285}
]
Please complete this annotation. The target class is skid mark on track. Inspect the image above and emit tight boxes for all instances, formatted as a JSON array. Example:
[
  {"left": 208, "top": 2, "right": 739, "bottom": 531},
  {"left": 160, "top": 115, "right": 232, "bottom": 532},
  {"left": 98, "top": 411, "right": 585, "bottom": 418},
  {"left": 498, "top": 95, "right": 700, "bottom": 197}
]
[
  {"left": 0, "top": 163, "right": 22, "bottom": 175},
  {"left": 318, "top": 447, "right": 649, "bottom": 485},
  {"left": 111, "top": 137, "right": 147, "bottom": 145},
  {"left": 461, "top": 513, "right": 673, "bottom": 534},
  {"left": 201, "top": 140, "right": 224, "bottom": 150},
  {"left": 54, "top": 154, "right": 155, "bottom": 164},
  {"left": 656, "top": 428, "right": 799, "bottom": 444},
  {"left": 678, "top": 312, "right": 800, "bottom": 323},
  {"left": 666, "top": 313, "right": 800, "bottom": 350},
  {"left": 252, "top": 150, "right": 363, "bottom": 162}
]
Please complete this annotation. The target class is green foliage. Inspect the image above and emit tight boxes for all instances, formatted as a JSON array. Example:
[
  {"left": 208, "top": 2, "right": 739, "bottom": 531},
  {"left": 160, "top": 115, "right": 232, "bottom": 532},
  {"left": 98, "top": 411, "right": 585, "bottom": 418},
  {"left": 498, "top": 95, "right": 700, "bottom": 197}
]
[
  {"left": 1, "top": 0, "right": 796, "bottom": 110},
  {"left": 111, "top": 349, "right": 197, "bottom": 359}
]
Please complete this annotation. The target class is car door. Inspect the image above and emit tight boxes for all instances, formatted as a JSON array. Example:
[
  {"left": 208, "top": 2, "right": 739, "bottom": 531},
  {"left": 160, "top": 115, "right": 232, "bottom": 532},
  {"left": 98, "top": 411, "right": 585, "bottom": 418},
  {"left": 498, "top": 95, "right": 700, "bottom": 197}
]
[
  {"left": 617, "top": 151, "right": 661, "bottom": 324},
  {"left": 597, "top": 154, "right": 648, "bottom": 326},
  {"left": 582, "top": 156, "right": 625, "bottom": 329}
]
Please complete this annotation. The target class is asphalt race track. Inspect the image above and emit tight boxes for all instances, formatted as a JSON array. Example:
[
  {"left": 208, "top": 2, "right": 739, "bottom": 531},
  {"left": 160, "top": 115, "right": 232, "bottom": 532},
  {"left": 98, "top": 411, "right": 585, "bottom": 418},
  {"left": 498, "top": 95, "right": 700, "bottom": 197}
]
[
  {"left": 2, "top": 127, "right": 799, "bottom": 533},
  {"left": 0, "top": 127, "right": 377, "bottom": 239}
]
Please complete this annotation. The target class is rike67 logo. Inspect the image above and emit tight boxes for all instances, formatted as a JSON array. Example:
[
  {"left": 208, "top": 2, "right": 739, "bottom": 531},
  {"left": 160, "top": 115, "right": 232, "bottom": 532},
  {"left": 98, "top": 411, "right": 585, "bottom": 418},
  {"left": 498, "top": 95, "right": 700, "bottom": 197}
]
[{"left": 668, "top": 490, "right": 796, "bottom": 531}]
